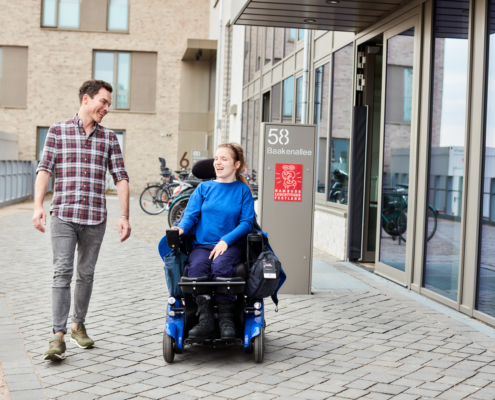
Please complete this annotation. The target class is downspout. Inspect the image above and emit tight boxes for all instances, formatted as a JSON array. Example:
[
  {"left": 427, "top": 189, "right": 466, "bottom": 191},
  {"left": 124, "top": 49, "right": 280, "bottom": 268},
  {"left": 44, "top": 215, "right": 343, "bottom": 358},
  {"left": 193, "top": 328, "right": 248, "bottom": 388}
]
[
  {"left": 213, "top": 0, "right": 223, "bottom": 150},
  {"left": 301, "top": 30, "right": 310, "bottom": 124}
]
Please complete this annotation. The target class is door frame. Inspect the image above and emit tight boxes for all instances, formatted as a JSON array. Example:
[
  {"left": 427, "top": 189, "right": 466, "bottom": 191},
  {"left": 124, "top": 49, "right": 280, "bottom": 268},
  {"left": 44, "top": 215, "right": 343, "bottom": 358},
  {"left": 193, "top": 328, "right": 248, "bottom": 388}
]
[{"left": 374, "top": 14, "right": 422, "bottom": 287}]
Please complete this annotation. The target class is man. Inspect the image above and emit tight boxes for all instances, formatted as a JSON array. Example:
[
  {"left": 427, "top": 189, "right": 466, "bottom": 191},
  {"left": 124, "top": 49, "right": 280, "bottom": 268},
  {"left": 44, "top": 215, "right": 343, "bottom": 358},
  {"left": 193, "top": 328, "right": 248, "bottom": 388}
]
[{"left": 33, "top": 80, "right": 131, "bottom": 361}]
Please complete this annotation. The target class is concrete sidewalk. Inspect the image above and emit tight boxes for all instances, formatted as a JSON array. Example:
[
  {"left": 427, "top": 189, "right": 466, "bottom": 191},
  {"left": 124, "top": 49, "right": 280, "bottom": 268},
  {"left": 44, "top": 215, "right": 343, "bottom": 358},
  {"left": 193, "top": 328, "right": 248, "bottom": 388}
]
[{"left": 1, "top": 197, "right": 495, "bottom": 399}]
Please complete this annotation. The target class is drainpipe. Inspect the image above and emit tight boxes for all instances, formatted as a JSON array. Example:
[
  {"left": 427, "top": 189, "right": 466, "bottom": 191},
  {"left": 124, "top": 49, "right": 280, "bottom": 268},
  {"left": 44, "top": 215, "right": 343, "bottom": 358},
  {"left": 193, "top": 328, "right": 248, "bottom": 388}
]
[
  {"left": 301, "top": 30, "right": 310, "bottom": 124},
  {"left": 213, "top": 0, "right": 223, "bottom": 150}
]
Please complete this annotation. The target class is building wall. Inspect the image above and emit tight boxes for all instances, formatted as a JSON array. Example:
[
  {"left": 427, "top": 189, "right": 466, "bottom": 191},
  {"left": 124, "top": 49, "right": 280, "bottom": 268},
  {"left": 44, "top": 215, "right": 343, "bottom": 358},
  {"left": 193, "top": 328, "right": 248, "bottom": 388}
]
[
  {"left": 0, "top": 0, "right": 210, "bottom": 193},
  {"left": 313, "top": 209, "right": 347, "bottom": 260}
]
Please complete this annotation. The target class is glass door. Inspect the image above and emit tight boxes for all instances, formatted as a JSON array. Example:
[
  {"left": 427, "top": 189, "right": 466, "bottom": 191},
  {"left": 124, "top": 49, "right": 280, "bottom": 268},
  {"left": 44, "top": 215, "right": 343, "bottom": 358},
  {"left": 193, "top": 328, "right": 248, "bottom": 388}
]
[{"left": 375, "top": 17, "right": 419, "bottom": 285}]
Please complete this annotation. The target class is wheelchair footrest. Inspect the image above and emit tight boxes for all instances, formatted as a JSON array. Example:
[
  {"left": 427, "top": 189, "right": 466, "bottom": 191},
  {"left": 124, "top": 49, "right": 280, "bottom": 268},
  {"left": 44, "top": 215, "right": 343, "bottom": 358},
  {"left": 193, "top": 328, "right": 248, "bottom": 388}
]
[
  {"left": 178, "top": 277, "right": 245, "bottom": 294},
  {"left": 185, "top": 338, "right": 243, "bottom": 346}
]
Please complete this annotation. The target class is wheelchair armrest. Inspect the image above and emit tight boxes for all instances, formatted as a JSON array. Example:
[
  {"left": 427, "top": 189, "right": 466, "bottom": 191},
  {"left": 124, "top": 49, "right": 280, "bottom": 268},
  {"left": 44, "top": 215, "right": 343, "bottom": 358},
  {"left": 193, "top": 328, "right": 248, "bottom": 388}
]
[{"left": 248, "top": 233, "right": 263, "bottom": 242}]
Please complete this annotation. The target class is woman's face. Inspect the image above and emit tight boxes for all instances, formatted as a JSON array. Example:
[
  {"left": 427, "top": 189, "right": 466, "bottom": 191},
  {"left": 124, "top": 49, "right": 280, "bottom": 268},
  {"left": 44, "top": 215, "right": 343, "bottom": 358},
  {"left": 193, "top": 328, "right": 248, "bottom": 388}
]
[{"left": 214, "top": 147, "right": 240, "bottom": 180}]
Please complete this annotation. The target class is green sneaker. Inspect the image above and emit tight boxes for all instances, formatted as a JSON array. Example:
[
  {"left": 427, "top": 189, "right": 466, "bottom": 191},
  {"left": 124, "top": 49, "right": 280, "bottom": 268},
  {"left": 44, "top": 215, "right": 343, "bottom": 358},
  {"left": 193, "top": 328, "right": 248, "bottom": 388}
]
[
  {"left": 44, "top": 334, "right": 66, "bottom": 360},
  {"left": 70, "top": 323, "right": 94, "bottom": 349}
]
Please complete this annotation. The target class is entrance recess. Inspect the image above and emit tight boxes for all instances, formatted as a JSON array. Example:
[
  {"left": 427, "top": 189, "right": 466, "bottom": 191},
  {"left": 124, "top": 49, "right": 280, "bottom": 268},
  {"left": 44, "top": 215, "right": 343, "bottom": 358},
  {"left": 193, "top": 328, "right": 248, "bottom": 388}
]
[{"left": 374, "top": 17, "right": 419, "bottom": 285}]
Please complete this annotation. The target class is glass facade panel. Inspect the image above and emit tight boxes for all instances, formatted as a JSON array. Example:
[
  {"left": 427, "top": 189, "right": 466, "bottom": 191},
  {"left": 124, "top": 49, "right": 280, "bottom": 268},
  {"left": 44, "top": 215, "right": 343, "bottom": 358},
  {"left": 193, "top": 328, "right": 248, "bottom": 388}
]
[
  {"left": 246, "top": 98, "right": 255, "bottom": 171},
  {"left": 243, "top": 26, "right": 250, "bottom": 85},
  {"left": 284, "top": 28, "right": 295, "bottom": 57},
  {"left": 477, "top": 0, "right": 495, "bottom": 318},
  {"left": 108, "top": 0, "right": 129, "bottom": 31},
  {"left": 252, "top": 98, "right": 260, "bottom": 176},
  {"left": 298, "top": 29, "right": 306, "bottom": 41},
  {"left": 328, "top": 44, "right": 353, "bottom": 204},
  {"left": 282, "top": 76, "right": 294, "bottom": 123},
  {"left": 379, "top": 28, "right": 415, "bottom": 272},
  {"left": 58, "top": 0, "right": 80, "bottom": 29},
  {"left": 241, "top": 101, "right": 248, "bottom": 147},
  {"left": 249, "top": 26, "right": 257, "bottom": 82},
  {"left": 295, "top": 76, "right": 302, "bottom": 124},
  {"left": 314, "top": 63, "right": 329, "bottom": 194},
  {"left": 94, "top": 52, "right": 115, "bottom": 104},
  {"left": 116, "top": 52, "right": 130, "bottom": 108},
  {"left": 256, "top": 27, "right": 262, "bottom": 72},
  {"left": 265, "top": 28, "right": 273, "bottom": 66},
  {"left": 424, "top": 1, "right": 469, "bottom": 301},
  {"left": 273, "top": 28, "right": 284, "bottom": 64},
  {"left": 271, "top": 82, "right": 281, "bottom": 123},
  {"left": 37, "top": 127, "right": 49, "bottom": 160},
  {"left": 42, "top": 0, "right": 57, "bottom": 26}
]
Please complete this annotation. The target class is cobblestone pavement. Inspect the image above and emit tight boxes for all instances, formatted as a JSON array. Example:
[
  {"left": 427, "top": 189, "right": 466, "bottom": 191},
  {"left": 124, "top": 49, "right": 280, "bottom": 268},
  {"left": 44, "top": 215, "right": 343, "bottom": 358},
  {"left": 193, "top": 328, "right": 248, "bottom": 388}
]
[{"left": 2, "top": 197, "right": 495, "bottom": 399}]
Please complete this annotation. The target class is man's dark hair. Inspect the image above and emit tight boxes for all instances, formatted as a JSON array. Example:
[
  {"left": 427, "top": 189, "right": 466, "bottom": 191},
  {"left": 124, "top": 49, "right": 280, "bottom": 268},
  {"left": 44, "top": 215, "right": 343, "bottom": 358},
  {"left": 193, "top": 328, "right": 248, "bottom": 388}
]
[{"left": 78, "top": 80, "right": 113, "bottom": 104}]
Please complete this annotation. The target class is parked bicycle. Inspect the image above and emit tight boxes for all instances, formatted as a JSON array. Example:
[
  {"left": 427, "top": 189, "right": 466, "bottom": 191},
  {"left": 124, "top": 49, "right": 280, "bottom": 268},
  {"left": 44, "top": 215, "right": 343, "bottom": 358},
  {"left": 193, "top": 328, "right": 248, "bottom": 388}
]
[
  {"left": 139, "top": 158, "right": 181, "bottom": 215},
  {"left": 328, "top": 169, "right": 348, "bottom": 204},
  {"left": 381, "top": 184, "right": 438, "bottom": 243}
]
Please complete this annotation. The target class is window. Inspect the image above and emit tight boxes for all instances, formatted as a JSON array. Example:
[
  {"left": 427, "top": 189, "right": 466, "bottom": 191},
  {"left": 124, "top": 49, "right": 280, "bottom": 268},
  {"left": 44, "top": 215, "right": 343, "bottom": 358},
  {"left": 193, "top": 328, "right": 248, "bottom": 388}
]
[
  {"left": 241, "top": 101, "right": 248, "bottom": 146},
  {"left": 93, "top": 51, "right": 157, "bottom": 112},
  {"left": 108, "top": 0, "right": 129, "bottom": 31},
  {"left": 252, "top": 98, "right": 260, "bottom": 176},
  {"left": 284, "top": 28, "right": 296, "bottom": 57},
  {"left": 243, "top": 26, "right": 262, "bottom": 85},
  {"left": 314, "top": 63, "right": 330, "bottom": 193},
  {"left": 282, "top": 76, "right": 294, "bottom": 123},
  {"left": 385, "top": 65, "right": 413, "bottom": 124},
  {"left": 265, "top": 28, "right": 273, "bottom": 66},
  {"left": 298, "top": 29, "right": 306, "bottom": 41},
  {"left": 37, "top": 127, "right": 50, "bottom": 160},
  {"left": 271, "top": 82, "right": 281, "bottom": 123},
  {"left": 273, "top": 28, "right": 284, "bottom": 64},
  {"left": 295, "top": 76, "right": 303, "bottom": 124},
  {"left": 328, "top": 44, "right": 353, "bottom": 204},
  {"left": 0, "top": 46, "right": 28, "bottom": 108},
  {"left": 41, "top": 0, "right": 129, "bottom": 32},
  {"left": 209, "top": 59, "right": 216, "bottom": 111},
  {"left": 243, "top": 26, "right": 251, "bottom": 85},
  {"left": 424, "top": 1, "right": 470, "bottom": 302}
]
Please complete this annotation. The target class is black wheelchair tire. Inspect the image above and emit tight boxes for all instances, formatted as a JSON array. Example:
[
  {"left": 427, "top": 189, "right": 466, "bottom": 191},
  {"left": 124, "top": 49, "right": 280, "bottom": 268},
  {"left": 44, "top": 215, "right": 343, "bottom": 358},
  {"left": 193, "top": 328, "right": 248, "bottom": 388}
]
[
  {"left": 253, "top": 328, "right": 264, "bottom": 363},
  {"left": 168, "top": 197, "right": 189, "bottom": 228},
  {"left": 163, "top": 331, "right": 175, "bottom": 363}
]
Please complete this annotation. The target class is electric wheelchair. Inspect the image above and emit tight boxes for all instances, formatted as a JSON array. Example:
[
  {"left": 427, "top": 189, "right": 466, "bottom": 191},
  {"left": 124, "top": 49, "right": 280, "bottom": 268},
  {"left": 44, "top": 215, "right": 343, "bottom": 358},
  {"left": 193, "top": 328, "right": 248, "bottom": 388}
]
[{"left": 158, "top": 158, "right": 284, "bottom": 364}]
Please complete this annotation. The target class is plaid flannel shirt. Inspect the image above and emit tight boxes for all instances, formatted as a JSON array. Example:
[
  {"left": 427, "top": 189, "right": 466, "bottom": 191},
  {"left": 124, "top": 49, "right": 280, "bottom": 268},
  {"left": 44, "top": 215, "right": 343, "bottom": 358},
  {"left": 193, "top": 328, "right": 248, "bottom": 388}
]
[{"left": 37, "top": 114, "right": 129, "bottom": 225}]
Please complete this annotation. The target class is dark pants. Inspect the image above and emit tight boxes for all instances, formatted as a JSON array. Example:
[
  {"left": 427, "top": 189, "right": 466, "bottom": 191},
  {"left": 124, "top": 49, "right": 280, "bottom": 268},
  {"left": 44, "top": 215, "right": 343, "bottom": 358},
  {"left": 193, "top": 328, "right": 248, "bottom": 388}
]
[{"left": 184, "top": 244, "right": 242, "bottom": 301}]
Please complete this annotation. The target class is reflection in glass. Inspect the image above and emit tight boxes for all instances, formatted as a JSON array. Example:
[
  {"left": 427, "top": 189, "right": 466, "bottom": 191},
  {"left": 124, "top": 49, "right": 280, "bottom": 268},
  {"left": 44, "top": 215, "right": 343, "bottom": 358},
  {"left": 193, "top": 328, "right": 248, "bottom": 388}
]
[
  {"left": 379, "top": 28, "right": 415, "bottom": 272},
  {"left": 298, "top": 29, "right": 306, "bottom": 41},
  {"left": 58, "top": 0, "right": 80, "bottom": 29},
  {"left": 271, "top": 82, "right": 281, "bottom": 122},
  {"left": 37, "top": 128, "right": 49, "bottom": 160},
  {"left": 329, "top": 44, "right": 353, "bottom": 204},
  {"left": 94, "top": 52, "right": 115, "bottom": 104},
  {"left": 273, "top": 28, "right": 284, "bottom": 64},
  {"left": 265, "top": 28, "right": 273, "bottom": 66},
  {"left": 116, "top": 53, "right": 130, "bottom": 108},
  {"left": 295, "top": 76, "right": 302, "bottom": 124},
  {"left": 282, "top": 76, "right": 294, "bottom": 123},
  {"left": 424, "top": 1, "right": 469, "bottom": 301},
  {"left": 284, "top": 29, "right": 295, "bottom": 57},
  {"left": 42, "top": 0, "right": 57, "bottom": 26},
  {"left": 314, "top": 63, "right": 329, "bottom": 194},
  {"left": 252, "top": 98, "right": 260, "bottom": 176},
  {"left": 243, "top": 26, "right": 250, "bottom": 85},
  {"left": 478, "top": 0, "right": 495, "bottom": 318},
  {"left": 241, "top": 101, "right": 248, "bottom": 148},
  {"left": 108, "top": 0, "right": 128, "bottom": 31}
]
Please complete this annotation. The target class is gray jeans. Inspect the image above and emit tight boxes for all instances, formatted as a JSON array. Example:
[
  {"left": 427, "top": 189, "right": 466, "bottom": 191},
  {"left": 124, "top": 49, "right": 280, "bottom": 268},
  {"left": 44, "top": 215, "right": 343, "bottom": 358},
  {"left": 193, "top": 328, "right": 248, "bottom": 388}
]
[{"left": 51, "top": 215, "right": 106, "bottom": 334}]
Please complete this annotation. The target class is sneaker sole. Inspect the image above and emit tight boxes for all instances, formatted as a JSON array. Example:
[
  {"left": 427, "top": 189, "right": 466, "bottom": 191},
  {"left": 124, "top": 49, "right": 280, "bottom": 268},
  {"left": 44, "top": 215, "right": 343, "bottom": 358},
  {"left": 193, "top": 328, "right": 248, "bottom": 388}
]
[
  {"left": 70, "top": 337, "right": 94, "bottom": 349},
  {"left": 44, "top": 352, "right": 66, "bottom": 361}
]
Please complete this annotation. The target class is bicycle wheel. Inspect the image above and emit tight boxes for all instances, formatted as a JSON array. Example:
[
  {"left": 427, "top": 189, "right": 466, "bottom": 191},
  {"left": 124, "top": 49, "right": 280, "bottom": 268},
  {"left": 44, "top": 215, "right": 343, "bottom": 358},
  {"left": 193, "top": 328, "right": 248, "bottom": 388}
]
[
  {"left": 168, "top": 197, "right": 189, "bottom": 227},
  {"left": 426, "top": 205, "right": 438, "bottom": 241},
  {"left": 140, "top": 185, "right": 167, "bottom": 215},
  {"left": 398, "top": 207, "right": 408, "bottom": 242}
]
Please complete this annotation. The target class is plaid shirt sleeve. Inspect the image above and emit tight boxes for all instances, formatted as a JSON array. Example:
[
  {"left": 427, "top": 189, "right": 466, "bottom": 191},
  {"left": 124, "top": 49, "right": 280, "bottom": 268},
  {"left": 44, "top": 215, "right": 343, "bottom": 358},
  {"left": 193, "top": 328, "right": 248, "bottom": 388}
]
[
  {"left": 36, "top": 125, "right": 57, "bottom": 175},
  {"left": 108, "top": 133, "right": 129, "bottom": 184}
]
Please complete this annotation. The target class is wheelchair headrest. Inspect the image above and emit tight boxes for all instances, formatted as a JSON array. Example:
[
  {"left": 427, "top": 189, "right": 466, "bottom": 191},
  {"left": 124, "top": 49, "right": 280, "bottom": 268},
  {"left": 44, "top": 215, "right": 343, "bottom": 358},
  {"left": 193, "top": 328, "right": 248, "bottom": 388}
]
[
  {"left": 159, "top": 157, "right": 166, "bottom": 169},
  {"left": 192, "top": 158, "right": 216, "bottom": 180}
]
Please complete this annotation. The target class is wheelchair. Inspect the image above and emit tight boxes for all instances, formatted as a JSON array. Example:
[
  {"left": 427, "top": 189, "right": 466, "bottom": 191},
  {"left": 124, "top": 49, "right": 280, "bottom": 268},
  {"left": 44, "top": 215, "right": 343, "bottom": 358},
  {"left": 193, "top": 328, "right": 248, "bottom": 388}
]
[{"left": 158, "top": 158, "right": 274, "bottom": 364}]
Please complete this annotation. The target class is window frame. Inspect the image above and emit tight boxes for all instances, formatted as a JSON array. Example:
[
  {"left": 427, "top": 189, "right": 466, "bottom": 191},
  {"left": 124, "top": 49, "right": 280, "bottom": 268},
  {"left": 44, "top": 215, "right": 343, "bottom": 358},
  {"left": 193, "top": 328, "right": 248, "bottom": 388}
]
[
  {"left": 41, "top": 0, "right": 81, "bottom": 30},
  {"left": 106, "top": 0, "right": 130, "bottom": 33},
  {"left": 92, "top": 50, "right": 132, "bottom": 111}
]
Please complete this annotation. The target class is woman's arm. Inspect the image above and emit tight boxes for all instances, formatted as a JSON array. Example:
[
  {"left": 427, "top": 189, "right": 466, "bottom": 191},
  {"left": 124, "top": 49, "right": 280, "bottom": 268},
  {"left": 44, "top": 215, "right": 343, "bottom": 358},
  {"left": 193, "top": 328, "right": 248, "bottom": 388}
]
[
  {"left": 176, "top": 185, "right": 203, "bottom": 235},
  {"left": 220, "top": 188, "right": 255, "bottom": 246}
]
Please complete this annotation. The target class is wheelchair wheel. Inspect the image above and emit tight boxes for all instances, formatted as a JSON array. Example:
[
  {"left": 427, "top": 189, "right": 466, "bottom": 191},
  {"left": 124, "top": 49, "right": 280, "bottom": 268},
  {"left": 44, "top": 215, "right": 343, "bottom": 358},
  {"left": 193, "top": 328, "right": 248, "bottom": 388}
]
[
  {"left": 163, "top": 331, "right": 175, "bottom": 363},
  {"left": 253, "top": 328, "right": 264, "bottom": 363}
]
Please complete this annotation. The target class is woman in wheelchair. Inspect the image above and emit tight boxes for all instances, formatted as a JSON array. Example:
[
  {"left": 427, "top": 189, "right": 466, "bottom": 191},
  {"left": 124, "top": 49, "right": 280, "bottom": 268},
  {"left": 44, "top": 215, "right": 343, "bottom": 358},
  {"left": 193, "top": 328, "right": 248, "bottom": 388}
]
[{"left": 172, "top": 143, "right": 254, "bottom": 340}]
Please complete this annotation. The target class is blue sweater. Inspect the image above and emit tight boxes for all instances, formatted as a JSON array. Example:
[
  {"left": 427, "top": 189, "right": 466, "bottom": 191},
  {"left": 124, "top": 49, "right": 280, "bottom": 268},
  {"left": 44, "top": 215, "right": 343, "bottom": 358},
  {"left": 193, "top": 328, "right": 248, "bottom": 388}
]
[{"left": 177, "top": 180, "right": 255, "bottom": 247}]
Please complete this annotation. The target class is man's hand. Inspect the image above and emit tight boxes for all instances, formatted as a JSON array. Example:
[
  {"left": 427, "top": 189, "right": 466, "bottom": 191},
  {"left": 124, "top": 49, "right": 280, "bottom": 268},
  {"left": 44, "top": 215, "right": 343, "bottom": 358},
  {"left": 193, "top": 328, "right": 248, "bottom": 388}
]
[
  {"left": 32, "top": 206, "right": 47, "bottom": 233},
  {"left": 172, "top": 226, "right": 184, "bottom": 236},
  {"left": 118, "top": 217, "right": 131, "bottom": 242},
  {"left": 209, "top": 240, "right": 228, "bottom": 260}
]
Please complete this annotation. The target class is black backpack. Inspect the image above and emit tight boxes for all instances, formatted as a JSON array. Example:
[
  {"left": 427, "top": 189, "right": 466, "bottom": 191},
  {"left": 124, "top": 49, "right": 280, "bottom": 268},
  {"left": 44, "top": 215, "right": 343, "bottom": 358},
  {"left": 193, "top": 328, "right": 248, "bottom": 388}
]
[{"left": 245, "top": 246, "right": 282, "bottom": 300}]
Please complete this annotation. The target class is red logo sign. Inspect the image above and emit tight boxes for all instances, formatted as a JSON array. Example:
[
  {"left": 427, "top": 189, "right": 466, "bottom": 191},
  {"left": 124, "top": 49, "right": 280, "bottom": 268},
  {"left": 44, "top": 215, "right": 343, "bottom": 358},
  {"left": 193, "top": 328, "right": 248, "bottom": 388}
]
[{"left": 275, "top": 163, "right": 303, "bottom": 202}]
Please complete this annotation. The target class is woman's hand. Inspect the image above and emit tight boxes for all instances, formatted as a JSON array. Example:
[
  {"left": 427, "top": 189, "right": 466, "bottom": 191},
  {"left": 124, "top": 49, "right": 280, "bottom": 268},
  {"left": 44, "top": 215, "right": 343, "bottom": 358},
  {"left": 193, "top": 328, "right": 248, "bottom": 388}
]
[
  {"left": 209, "top": 240, "right": 228, "bottom": 260},
  {"left": 172, "top": 226, "right": 184, "bottom": 236}
]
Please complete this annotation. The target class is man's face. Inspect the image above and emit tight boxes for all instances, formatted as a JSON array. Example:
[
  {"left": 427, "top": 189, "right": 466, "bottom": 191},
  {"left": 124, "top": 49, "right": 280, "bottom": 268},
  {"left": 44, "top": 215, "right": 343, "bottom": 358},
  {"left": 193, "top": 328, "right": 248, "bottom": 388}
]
[{"left": 83, "top": 88, "right": 111, "bottom": 124}]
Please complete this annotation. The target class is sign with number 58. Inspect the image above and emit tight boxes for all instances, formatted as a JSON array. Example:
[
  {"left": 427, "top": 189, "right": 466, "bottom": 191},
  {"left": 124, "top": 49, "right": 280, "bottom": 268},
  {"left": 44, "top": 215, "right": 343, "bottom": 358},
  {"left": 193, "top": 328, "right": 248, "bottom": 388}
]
[{"left": 268, "top": 129, "right": 290, "bottom": 145}]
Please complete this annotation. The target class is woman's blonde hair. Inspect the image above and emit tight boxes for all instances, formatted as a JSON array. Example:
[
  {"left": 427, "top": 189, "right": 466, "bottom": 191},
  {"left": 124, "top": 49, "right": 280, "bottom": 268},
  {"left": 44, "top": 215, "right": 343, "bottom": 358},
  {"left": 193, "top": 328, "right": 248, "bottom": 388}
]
[{"left": 217, "top": 142, "right": 248, "bottom": 185}]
